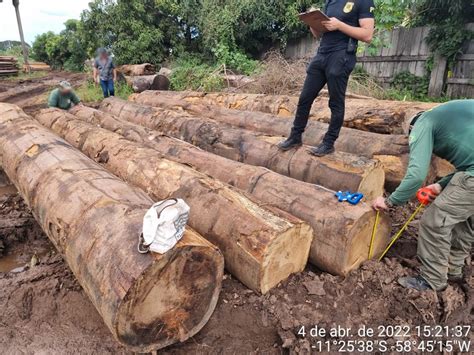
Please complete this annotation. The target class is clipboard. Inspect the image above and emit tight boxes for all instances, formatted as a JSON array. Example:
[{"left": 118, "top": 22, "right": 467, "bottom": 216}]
[{"left": 298, "top": 10, "right": 330, "bottom": 33}]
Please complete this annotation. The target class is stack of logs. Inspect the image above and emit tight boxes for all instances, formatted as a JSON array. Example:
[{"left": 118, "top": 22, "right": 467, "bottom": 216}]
[
  {"left": 0, "top": 56, "right": 19, "bottom": 77},
  {"left": 25, "top": 61, "right": 51, "bottom": 72},
  {"left": 117, "top": 63, "right": 170, "bottom": 93},
  {"left": 2, "top": 88, "right": 442, "bottom": 352}
]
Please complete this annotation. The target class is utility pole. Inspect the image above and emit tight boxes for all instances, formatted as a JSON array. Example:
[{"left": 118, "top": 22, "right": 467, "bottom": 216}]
[{"left": 12, "top": 0, "right": 30, "bottom": 72}]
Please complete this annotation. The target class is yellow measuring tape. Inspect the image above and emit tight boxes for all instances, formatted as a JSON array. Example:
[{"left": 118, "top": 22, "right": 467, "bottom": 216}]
[
  {"left": 368, "top": 210, "right": 380, "bottom": 259},
  {"left": 377, "top": 204, "right": 424, "bottom": 261}
]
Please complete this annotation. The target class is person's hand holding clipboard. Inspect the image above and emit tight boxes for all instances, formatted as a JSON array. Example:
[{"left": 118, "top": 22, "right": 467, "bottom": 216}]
[{"left": 298, "top": 9, "right": 330, "bottom": 35}]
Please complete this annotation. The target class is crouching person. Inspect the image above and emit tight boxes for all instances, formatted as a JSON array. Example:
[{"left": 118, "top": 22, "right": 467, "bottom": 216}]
[
  {"left": 48, "top": 81, "right": 81, "bottom": 110},
  {"left": 372, "top": 100, "right": 474, "bottom": 292}
]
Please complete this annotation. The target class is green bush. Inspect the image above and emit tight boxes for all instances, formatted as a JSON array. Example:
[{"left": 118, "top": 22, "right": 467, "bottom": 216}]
[
  {"left": 390, "top": 71, "right": 430, "bottom": 101},
  {"left": 169, "top": 56, "right": 225, "bottom": 92},
  {"left": 212, "top": 44, "right": 260, "bottom": 75}
]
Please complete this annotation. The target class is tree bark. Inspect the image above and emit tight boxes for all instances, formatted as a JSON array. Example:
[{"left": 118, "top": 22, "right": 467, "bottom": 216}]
[
  {"left": 117, "top": 63, "right": 156, "bottom": 76},
  {"left": 68, "top": 105, "right": 392, "bottom": 275},
  {"left": 131, "top": 92, "right": 408, "bottom": 157},
  {"left": 153, "top": 91, "right": 438, "bottom": 134},
  {"left": 125, "top": 75, "right": 170, "bottom": 93},
  {"left": 0, "top": 104, "right": 224, "bottom": 352},
  {"left": 100, "top": 98, "right": 385, "bottom": 200},
  {"left": 131, "top": 92, "right": 453, "bottom": 191},
  {"left": 130, "top": 92, "right": 408, "bottom": 191},
  {"left": 36, "top": 108, "right": 313, "bottom": 294}
]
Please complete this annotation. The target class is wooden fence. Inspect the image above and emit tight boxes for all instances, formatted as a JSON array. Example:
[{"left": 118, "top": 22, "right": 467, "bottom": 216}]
[{"left": 284, "top": 25, "right": 473, "bottom": 98}]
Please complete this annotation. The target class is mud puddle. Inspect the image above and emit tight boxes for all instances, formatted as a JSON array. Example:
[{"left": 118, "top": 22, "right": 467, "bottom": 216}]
[{"left": 0, "top": 247, "right": 53, "bottom": 273}]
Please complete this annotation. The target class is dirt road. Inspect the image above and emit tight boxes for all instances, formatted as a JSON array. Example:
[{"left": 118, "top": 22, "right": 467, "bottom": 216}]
[{"left": 0, "top": 74, "right": 472, "bottom": 353}]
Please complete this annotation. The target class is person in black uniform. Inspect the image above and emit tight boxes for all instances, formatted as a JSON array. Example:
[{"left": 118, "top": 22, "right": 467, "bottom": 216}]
[{"left": 278, "top": 0, "right": 376, "bottom": 156}]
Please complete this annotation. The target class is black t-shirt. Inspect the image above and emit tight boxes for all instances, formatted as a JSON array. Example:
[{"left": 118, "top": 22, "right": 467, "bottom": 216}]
[{"left": 319, "top": 0, "right": 375, "bottom": 53}]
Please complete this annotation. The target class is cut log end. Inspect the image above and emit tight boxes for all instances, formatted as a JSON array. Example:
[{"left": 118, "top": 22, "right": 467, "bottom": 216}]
[
  {"left": 312, "top": 209, "right": 391, "bottom": 275},
  {"left": 358, "top": 164, "right": 386, "bottom": 201},
  {"left": 261, "top": 222, "right": 312, "bottom": 294},
  {"left": 116, "top": 232, "right": 223, "bottom": 352},
  {"left": 345, "top": 210, "right": 391, "bottom": 273}
]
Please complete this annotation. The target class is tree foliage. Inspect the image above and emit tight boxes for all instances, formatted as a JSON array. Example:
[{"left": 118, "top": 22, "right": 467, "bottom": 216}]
[
  {"left": 30, "top": 0, "right": 471, "bottom": 73},
  {"left": 81, "top": 0, "right": 184, "bottom": 65},
  {"left": 31, "top": 20, "right": 88, "bottom": 71},
  {"left": 410, "top": 0, "right": 474, "bottom": 63}
]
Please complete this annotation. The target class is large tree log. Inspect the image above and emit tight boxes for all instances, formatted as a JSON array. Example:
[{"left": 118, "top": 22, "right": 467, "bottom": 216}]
[
  {"left": 154, "top": 91, "right": 438, "bottom": 134},
  {"left": 131, "top": 92, "right": 453, "bottom": 191},
  {"left": 117, "top": 63, "right": 156, "bottom": 76},
  {"left": 130, "top": 92, "right": 408, "bottom": 188},
  {"left": 36, "top": 108, "right": 313, "bottom": 294},
  {"left": 68, "top": 105, "right": 392, "bottom": 275},
  {"left": 131, "top": 91, "right": 408, "bottom": 157},
  {"left": 0, "top": 103, "right": 224, "bottom": 352},
  {"left": 125, "top": 75, "right": 170, "bottom": 93},
  {"left": 100, "top": 98, "right": 385, "bottom": 200}
]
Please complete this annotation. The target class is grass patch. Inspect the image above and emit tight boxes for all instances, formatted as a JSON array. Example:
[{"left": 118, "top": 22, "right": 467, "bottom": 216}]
[
  {"left": 5, "top": 71, "right": 50, "bottom": 82},
  {"left": 75, "top": 80, "right": 134, "bottom": 103}
]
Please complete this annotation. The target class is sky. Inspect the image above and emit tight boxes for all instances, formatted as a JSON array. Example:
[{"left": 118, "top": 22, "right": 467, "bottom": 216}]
[{"left": 0, "top": 0, "right": 92, "bottom": 45}]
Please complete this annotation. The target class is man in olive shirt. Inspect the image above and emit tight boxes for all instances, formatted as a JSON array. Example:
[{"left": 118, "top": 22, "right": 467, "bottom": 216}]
[
  {"left": 48, "top": 81, "right": 81, "bottom": 110},
  {"left": 373, "top": 100, "right": 474, "bottom": 291}
]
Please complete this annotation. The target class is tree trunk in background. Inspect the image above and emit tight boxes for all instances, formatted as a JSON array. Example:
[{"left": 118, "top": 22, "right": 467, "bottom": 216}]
[
  {"left": 36, "top": 108, "right": 313, "bottom": 294},
  {"left": 125, "top": 75, "right": 170, "bottom": 93},
  {"left": 67, "top": 105, "right": 392, "bottom": 275},
  {"left": 154, "top": 91, "right": 438, "bottom": 134},
  {"left": 117, "top": 63, "right": 156, "bottom": 76},
  {"left": 99, "top": 98, "right": 385, "bottom": 200},
  {"left": 0, "top": 103, "right": 224, "bottom": 352}
]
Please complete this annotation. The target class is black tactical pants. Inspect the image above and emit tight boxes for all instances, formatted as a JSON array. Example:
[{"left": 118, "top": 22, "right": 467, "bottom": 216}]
[{"left": 292, "top": 49, "right": 356, "bottom": 146}]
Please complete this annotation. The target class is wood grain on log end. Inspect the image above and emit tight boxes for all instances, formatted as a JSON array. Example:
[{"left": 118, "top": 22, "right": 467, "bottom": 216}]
[
  {"left": 319, "top": 209, "right": 391, "bottom": 275},
  {"left": 115, "top": 229, "right": 223, "bottom": 352}
]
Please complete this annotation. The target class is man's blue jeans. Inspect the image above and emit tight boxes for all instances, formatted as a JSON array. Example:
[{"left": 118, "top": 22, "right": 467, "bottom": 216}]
[{"left": 100, "top": 79, "right": 115, "bottom": 98}]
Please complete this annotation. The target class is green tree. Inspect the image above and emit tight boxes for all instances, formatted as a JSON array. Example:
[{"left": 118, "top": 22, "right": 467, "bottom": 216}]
[
  {"left": 81, "top": 0, "right": 183, "bottom": 65},
  {"left": 79, "top": 0, "right": 116, "bottom": 57},
  {"left": 410, "top": 0, "right": 474, "bottom": 63},
  {"left": 31, "top": 21, "right": 88, "bottom": 71},
  {"left": 31, "top": 31, "right": 56, "bottom": 63},
  {"left": 60, "top": 19, "right": 88, "bottom": 71}
]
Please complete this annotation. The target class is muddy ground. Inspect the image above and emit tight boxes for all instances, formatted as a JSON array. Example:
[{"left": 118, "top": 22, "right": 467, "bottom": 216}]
[{"left": 0, "top": 74, "right": 472, "bottom": 354}]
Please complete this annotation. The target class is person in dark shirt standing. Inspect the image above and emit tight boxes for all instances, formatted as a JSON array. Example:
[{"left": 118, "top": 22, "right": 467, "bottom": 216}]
[
  {"left": 93, "top": 48, "right": 118, "bottom": 98},
  {"left": 278, "top": 0, "right": 376, "bottom": 156}
]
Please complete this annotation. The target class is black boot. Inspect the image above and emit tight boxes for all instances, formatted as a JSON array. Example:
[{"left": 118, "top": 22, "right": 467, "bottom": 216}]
[
  {"left": 277, "top": 131, "right": 302, "bottom": 151},
  {"left": 308, "top": 142, "right": 335, "bottom": 157}
]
